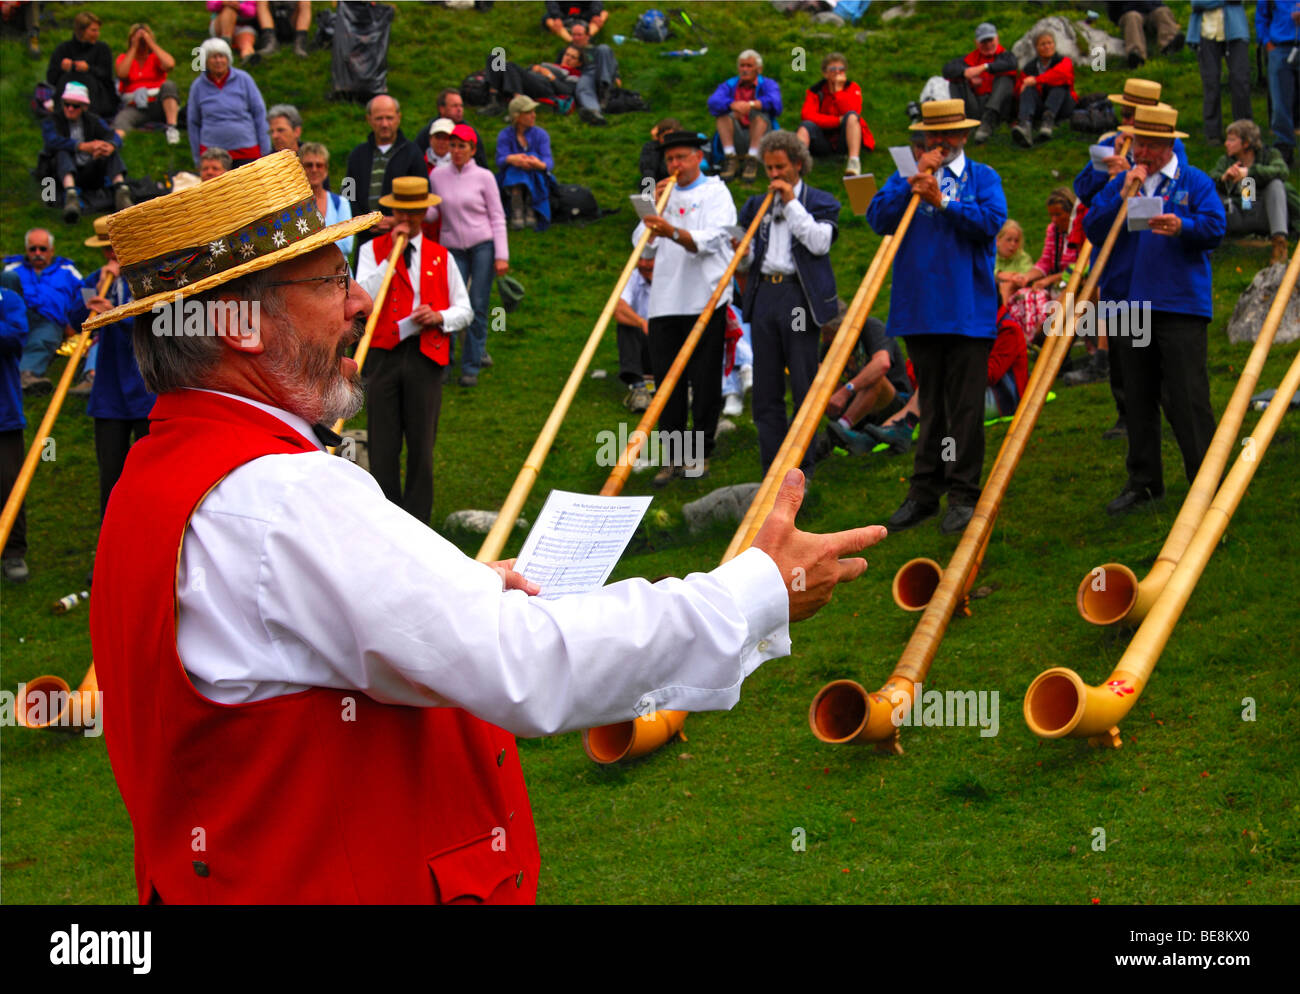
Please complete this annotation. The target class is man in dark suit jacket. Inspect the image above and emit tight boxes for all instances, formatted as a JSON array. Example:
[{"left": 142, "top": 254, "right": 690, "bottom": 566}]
[
  {"left": 737, "top": 130, "right": 840, "bottom": 478},
  {"left": 345, "top": 95, "right": 429, "bottom": 249}
]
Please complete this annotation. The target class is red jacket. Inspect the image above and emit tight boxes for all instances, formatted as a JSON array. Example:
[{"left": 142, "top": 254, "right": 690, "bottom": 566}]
[
  {"left": 800, "top": 80, "right": 875, "bottom": 151},
  {"left": 368, "top": 231, "right": 453, "bottom": 366},
  {"left": 948, "top": 46, "right": 1019, "bottom": 97},
  {"left": 1015, "top": 54, "right": 1077, "bottom": 100},
  {"left": 92, "top": 390, "right": 540, "bottom": 904},
  {"left": 988, "top": 306, "right": 1028, "bottom": 396}
]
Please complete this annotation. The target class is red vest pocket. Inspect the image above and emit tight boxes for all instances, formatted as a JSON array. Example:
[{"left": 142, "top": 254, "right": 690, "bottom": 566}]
[{"left": 427, "top": 831, "right": 525, "bottom": 905}]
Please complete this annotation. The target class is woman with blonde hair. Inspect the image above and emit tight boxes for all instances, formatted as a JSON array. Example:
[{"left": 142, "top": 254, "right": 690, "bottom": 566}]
[
  {"left": 1210, "top": 118, "right": 1298, "bottom": 265},
  {"left": 994, "top": 219, "right": 1033, "bottom": 305}
]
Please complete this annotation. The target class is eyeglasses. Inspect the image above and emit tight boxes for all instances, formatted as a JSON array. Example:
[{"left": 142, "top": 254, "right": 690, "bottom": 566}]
[
  {"left": 27, "top": 245, "right": 50, "bottom": 252},
  {"left": 265, "top": 273, "right": 351, "bottom": 293},
  {"left": 62, "top": 102, "right": 85, "bottom": 110},
  {"left": 302, "top": 161, "right": 328, "bottom": 170}
]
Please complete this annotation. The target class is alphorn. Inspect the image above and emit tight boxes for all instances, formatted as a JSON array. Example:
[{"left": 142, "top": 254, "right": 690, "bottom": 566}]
[
  {"left": 475, "top": 176, "right": 678, "bottom": 562},
  {"left": 1025, "top": 345, "right": 1300, "bottom": 748},
  {"left": 1076, "top": 241, "right": 1300, "bottom": 626},
  {"left": 581, "top": 184, "right": 921, "bottom": 765},
  {"left": 327, "top": 232, "right": 408, "bottom": 448},
  {"left": 597, "top": 188, "right": 775, "bottom": 496},
  {"left": 0, "top": 269, "right": 113, "bottom": 550},
  {"left": 809, "top": 170, "right": 1143, "bottom": 753}
]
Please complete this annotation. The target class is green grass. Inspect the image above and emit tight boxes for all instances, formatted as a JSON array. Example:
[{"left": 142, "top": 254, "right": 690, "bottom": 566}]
[{"left": 2, "top": 2, "right": 1298, "bottom": 905}]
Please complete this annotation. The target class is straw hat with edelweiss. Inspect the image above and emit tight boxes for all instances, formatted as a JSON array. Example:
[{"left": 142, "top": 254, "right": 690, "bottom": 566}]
[{"left": 82, "top": 150, "right": 378, "bottom": 331}]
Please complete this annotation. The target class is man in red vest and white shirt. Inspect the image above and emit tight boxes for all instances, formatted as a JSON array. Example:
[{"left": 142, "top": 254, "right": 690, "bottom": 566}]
[
  {"left": 356, "top": 175, "right": 470, "bottom": 524},
  {"left": 81, "top": 151, "right": 885, "bottom": 905}
]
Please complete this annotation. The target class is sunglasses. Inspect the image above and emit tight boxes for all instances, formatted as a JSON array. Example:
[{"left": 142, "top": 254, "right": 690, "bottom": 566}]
[{"left": 27, "top": 245, "right": 50, "bottom": 252}]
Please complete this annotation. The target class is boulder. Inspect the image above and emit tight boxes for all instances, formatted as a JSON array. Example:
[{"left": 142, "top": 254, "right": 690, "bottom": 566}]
[
  {"left": 682, "top": 482, "right": 761, "bottom": 534},
  {"left": 338, "top": 429, "right": 369, "bottom": 471},
  {"left": 443, "top": 510, "right": 530, "bottom": 534},
  {"left": 1226, "top": 262, "right": 1300, "bottom": 345},
  {"left": 1009, "top": 16, "right": 1126, "bottom": 67},
  {"left": 881, "top": 3, "right": 915, "bottom": 23}
]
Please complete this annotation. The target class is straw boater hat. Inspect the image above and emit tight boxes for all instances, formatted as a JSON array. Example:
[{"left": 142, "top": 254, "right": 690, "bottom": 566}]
[
  {"left": 1119, "top": 104, "right": 1188, "bottom": 140},
  {"left": 84, "top": 214, "right": 113, "bottom": 249},
  {"left": 1108, "top": 78, "right": 1172, "bottom": 111},
  {"left": 82, "top": 151, "right": 378, "bottom": 331},
  {"left": 909, "top": 99, "right": 980, "bottom": 131},
  {"left": 378, "top": 175, "right": 441, "bottom": 211}
]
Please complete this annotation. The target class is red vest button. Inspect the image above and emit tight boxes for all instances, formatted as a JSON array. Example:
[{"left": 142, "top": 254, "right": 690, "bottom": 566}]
[
  {"left": 515, "top": 870, "right": 524, "bottom": 888},
  {"left": 497, "top": 748, "right": 506, "bottom": 767},
  {"left": 193, "top": 860, "right": 210, "bottom": 877}
]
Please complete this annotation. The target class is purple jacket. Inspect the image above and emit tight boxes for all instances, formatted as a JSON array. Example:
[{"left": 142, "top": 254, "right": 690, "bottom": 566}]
[
  {"left": 186, "top": 67, "right": 270, "bottom": 164},
  {"left": 495, "top": 125, "right": 554, "bottom": 173},
  {"left": 706, "top": 74, "right": 783, "bottom": 123}
]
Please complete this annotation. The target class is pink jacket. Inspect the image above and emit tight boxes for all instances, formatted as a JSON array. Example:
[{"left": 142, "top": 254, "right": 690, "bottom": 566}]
[{"left": 427, "top": 159, "right": 509, "bottom": 260}]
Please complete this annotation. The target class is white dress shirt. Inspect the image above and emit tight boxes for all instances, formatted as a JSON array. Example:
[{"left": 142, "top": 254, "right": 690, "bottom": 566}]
[
  {"left": 176, "top": 393, "right": 792, "bottom": 737},
  {"left": 757, "top": 181, "right": 835, "bottom": 275},
  {"left": 1141, "top": 154, "right": 1179, "bottom": 198},
  {"left": 619, "top": 269, "right": 651, "bottom": 318},
  {"left": 631, "top": 173, "right": 737, "bottom": 320},
  {"left": 355, "top": 232, "right": 474, "bottom": 333}
]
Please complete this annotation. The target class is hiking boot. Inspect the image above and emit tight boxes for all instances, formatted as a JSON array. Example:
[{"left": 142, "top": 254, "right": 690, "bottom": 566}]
[
  {"left": 1107, "top": 486, "right": 1162, "bottom": 516},
  {"left": 69, "top": 370, "right": 94, "bottom": 397},
  {"left": 1126, "top": 49, "right": 1145, "bottom": 69},
  {"left": 844, "top": 155, "right": 861, "bottom": 176},
  {"left": 719, "top": 153, "right": 740, "bottom": 182},
  {"left": 652, "top": 463, "right": 681, "bottom": 488},
  {"left": 63, "top": 190, "right": 81, "bottom": 224},
  {"left": 1036, "top": 112, "right": 1055, "bottom": 140},
  {"left": 21, "top": 370, "right": 53, "bottom": 395},
  {"left": 1272, "top": 234, "right": 1289, "bottom": 265},
  {"left": 1062, "top": 349, "right": 1109, "bottom": 386},
  {"left": 578, "top": 106, "right": 607, "bottom": 126},
  {"left": 863, "top": 420, "right": 915, "bottom": 454},
  {"left": 165, "top": 125, "right": 180, "bottom": 145},
  {"left": 293, "top": 36, "right": 310, "bottom": 58},
  {"left": 458, "top": 373, "right": 478, "bottom": 387},
  {"left": 973, "top": 115, "right": 996, "bottom": 144},
  {"left": 256, "top": 31, "right": 278, "bottom": 56},
  {"left": 480, "top": 354, "right": 493, "bottom": 368},
  {"left": 741, "top": 155, "right": 760, "bottom": 184},
  {"left": 1161, "top": 31, "right": 1185, "bottom": 56},
  {"left": 625, "top": 383, "right": 651, "bottom": 413},
  {"left": 1011, "top": 120, "right": 1033, "bottom": 148},
  {"left": 886, "top": 498, "right": 939, "bottom": 531},
  {"left": 1101, "top": 418, "right": 1127, "bottom": 440},
  {"left": 2, "top": 557, "right": 29, "bottom": 583},
  {"left": 826, "top": 419, "right": 875, "bottom": 455},
  {"left": 114, "top": 183, "right": 133, "bottom": 212},
  {"left": 683, "top": 456, "right": 709, "bottom": 479}
]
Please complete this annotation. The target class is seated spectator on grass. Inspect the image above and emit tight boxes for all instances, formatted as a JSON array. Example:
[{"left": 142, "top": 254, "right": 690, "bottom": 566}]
[
  {"left": 529, "top": 45, "right": 584, "bottom": 108},
  {"left": 943, "top": 22, "right": 1018, "bottom": 145},
  {"left": 543, "top": 1, "right": 607, "bottom": 43},
  {"left": 3, "top": 228, "right": 83, "bottom": 395},
  {"left": 709, "top": 49, "right": 782, "bottom": 183},
  {"left": 994, "top": 219, "right": 1034, "bottom": 305},
  {"left": 497, "top": 96, "right": 554, "bottom": 232},
  {"left": 300, "top": 142, "right": 354, "bottom": 258},
  {"left": 199, "top": 147, "right": 232, "bottom": 181},
  {"left": 254, "top": 0, "right": 311, "bottom": 59},
  {"left": 208, "top": 1, "right": 259, "bottom": 62},
  {"left": 1011, "top": 30, "right": 1076, "bottom": 148},
  {"left": 1210, "top": 118, "right": 1298, "bottom": 265},
  {"left": 797, "top": 52, "right": 874, "bottom": 176},
  {"left": 187, "top": 38, "right": 271, "bottom": 169},
  {"left": 46, "top": 11, "right": 116, "bottom": 120},
  {"left": 268, "top": 103, "right": 302, "bottom": 153},
  {"left": 40, "top": 82, "right": 131, "bottom": 223},
  {"left": 639, "top": 117, "right": 681, "bottom": 186},
  {"left": 566, "top": 19, "right": 619, "bottom": 126},
  {"left": 414, "top": 89, "right": 488, "bottom": 168},
  {"left": 482, "top": 48, "right": 579, "bottom": 113},
  {"left": 613, "top": 250, "right": 656, "bottom": 413},
  {"left": 1006, "top": 188, "right": 1086, "bottom": 346},
  {"left": 822, "top": 315, "right": 913, "bottom": 455},
  {"left": 112, "top": 22, "right": 180, "bottom": 145},
  {"left": 1108, "top": 1, "right": 1184, "bottom": 68}
]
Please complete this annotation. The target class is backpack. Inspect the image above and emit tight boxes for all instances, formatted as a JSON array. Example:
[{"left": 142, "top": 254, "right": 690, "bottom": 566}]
[
  {"left": 603, "top": 86, "right": 648, "bottom": 114},
  {"left": 550, "top": 182, "right": 599, "bottom": 222},
  {"left": 460, "top": 70, "right": 490, "bottom": 107},
  {"left": 635, "top": 9, "right": 671, "bottom": 42},
  {"left": 1071, "top": 93, "right": 1116, "bottom": 134}
]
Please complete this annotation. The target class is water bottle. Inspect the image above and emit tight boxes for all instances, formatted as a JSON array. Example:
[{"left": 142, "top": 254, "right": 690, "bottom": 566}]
[{"left": 53, "top": 590, "right": 90, "bottom": 614}]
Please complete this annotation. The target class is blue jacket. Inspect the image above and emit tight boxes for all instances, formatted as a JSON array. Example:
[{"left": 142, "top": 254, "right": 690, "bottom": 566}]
[
  {"left": 867, "top": 156, "right": 1006, "bottom": 340},
  {"left": 707, "top": 74, "right": 783, "bottom": 124},
  {"left": 738, "top": 182, "right": 840, "bottom": 327},
  {"left": 1084, "top": 162, "right": 1225, "bottom": 318},
  {"left": 69, "top": 268, "right": 155, "bottom": 421},
  {"left": 1256, "top": 0, "right": 1299, "bottom": 45},
  {"left": 2, "top": 255, "right": 84, "bottom": 327},
  {"left": 187, "top": 67, "right": 271, "bottom": 164},
  {"left": 1, "top": 288, "right": 28, "bottom": 432},
  {"left": 1188, "top": 1, "right": 1250, "bottom": 44}
]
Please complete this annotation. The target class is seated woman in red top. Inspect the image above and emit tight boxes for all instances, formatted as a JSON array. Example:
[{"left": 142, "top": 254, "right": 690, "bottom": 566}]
[
  {"left": 1012, "top": 31, "right": 1076, "bottom": 147},
  {"left": 797, "top": 52, "right": 874, "bottom": 176},
  {"left": 112, "top": 23, "right": 181, "bottom": 145}
]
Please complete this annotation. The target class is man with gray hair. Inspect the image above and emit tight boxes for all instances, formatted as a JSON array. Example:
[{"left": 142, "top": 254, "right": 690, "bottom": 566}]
[
  {"left": 344, "top": 94, "right": 427, "bottom": 245},
  {"left": 737, "top": 130, "right": 840, "bottom": 478},
  {"left": 708, "top": 50, "right": 783, "bottom": 183},
  {"left": 267, "top": 103, "right": 303, "bottom": 154},
  {"left": 199, "top": 147, "right": 232, "bottom": 181}
]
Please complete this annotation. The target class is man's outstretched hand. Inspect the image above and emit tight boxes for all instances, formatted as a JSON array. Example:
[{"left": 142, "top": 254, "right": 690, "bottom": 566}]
[{"left": 750, "top": 469, "right": 887, "bottom": 622}]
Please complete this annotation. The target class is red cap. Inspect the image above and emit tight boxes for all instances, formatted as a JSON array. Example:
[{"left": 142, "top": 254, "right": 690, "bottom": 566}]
[{"left": 451, "top": 124, "right": 477, "bottom": 145}]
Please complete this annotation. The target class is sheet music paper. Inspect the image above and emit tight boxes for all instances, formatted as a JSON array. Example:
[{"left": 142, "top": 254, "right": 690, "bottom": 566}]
[
  {"left": 397, "top": 315, "right": 421, "bottom": 341},
  {"left": 889, "top": 146, "right": 919, "bottom": 178},
  {"left": 1126, "top": 196, "right": 1163, "bottom": 231},
  {"left": 512, "top": 490, "right": 652, "bottom": 597},
  {"left": 1089, "top": 144, "right": 1113, "bottom": 170}
]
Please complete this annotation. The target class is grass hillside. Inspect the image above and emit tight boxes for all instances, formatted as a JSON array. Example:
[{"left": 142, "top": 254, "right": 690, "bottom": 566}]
[{"left": 1, "top": 1, "right": 1297, "bottom": 905}]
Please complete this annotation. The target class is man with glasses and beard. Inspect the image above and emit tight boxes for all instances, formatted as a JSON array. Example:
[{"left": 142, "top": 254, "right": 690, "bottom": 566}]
[
  {"left": 867, "top": 99, "right": 1007, "bottom": 536},
  {"left": 83, "top": 150, "right": 886, "bottom": 905}
]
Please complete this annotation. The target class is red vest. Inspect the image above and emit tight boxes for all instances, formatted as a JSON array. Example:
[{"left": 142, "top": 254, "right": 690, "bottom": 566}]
[
  {"left": 91, "top": 390, "right": 539, "bottom": 904},
  {"left": 368, "top": 233, "right": 452, "bottom": 365}
]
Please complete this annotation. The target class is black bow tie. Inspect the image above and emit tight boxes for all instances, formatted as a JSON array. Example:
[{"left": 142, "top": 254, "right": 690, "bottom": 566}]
[{"left": 311, "top": 423, "right": 343, "bottom": 448}]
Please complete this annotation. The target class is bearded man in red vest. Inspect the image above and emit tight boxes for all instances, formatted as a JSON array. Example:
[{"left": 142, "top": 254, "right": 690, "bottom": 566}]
[
  {"left": 82, "top": 151, "right": 886, "bottom": 905},
  {"left": 355, "top": 176, "right": 468, "bottom": 524}
]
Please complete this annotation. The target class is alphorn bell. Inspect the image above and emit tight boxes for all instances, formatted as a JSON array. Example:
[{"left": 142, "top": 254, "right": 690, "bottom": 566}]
[
  {"left": 582, "top": 175, "right": 926, "bottom": 765},
  {"left": 1025, "top": 346, "right": 1300, "bottom": 748},
  {"left": 597, "top": 188, "right": 775, "bottom": 496},
  {"left": 327, "top": 232, "right": 408, "bottom": 448},
  {"left": 1076, "top": 242, "right": 1300, "bottom": 626},
  {"left": 475, "top": 176, "right": 678, "bottom": 563},
  {"left": 0, "top": 268, "right": 113, "bottom": 550},
  {"left": 809, "top": 166, "right": 1144, "bottom": 753}
]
